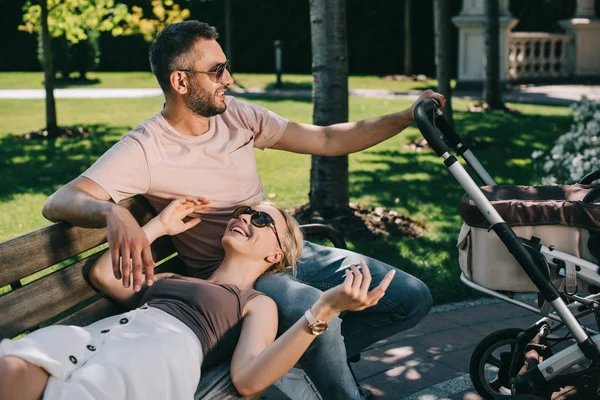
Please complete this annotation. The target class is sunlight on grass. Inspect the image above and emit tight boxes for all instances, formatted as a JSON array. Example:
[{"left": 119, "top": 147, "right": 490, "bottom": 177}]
[{"left": 0, "top": 96, "right": 574, "bottom": 303}]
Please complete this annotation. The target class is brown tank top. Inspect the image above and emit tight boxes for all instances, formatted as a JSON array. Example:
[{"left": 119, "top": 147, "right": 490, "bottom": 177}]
[{"left": 139, "top": 274, "right": 263, "bottom": 369}]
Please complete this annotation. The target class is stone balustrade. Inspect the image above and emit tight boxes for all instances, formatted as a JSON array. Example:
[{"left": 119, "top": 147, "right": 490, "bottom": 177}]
[{"left": 508, "top": 32, "right": 574, "bottom": 80}]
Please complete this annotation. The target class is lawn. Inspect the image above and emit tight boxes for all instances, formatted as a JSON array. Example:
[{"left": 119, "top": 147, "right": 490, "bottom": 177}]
[
  {"left": 0, "top": 95, "right": 573, "bottom": 304},
  {"left": 0, "top": 71, "right": 439, "bottom": 92}
]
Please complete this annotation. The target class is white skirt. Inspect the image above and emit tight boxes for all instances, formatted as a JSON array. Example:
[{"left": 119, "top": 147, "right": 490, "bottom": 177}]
[{"left": 0, "top": 305, "right": 203, "bottom": 400}]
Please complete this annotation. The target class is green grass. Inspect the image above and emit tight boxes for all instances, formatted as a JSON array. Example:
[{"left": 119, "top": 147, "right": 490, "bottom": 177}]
[
  {"left": 0, "top": 96, "right": 573, "bottom": 304},
  {"left": 0, "top": 71, "right": 439, "bottom": 92}
]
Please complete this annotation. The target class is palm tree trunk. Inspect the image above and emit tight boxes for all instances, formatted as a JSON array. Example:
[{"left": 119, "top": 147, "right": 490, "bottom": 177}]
[
  {"left": 404, "top": 0, "right": 412, "bottom": 76},
  {"left": 484, "top": 0, "right": 504, "bottom": 110},
  {"left": 40, "top": 0, "right": 58, "bottom": 135},
  {"left": 434, "top": 0, "right": 453, "bottom": 125},
  {"left": 309, "top": 0, "right": 349, "bottom": 217}
]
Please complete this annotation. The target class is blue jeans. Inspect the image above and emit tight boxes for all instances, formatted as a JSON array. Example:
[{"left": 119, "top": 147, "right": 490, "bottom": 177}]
[{"left": 254, "top": 241, "right": 433, "bottom": 400}]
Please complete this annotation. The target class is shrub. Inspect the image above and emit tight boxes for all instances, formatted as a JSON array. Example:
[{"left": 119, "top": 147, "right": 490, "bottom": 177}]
[{"left": 533, "top": 96, "right": 600, "bottom": 184}]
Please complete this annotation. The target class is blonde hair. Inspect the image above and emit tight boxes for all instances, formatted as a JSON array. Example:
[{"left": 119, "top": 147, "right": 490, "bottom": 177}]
[{"left": 261, "top": 202, "right": 304, "bottom": 276}]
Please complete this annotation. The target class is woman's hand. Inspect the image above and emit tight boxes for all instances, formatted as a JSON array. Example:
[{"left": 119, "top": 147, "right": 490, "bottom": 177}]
[
  {"left": 155, "top": 197, "right": 211, "bottom": 236},
  {"left": 313, "top": 261, "right": 395, "bottom": 320}
]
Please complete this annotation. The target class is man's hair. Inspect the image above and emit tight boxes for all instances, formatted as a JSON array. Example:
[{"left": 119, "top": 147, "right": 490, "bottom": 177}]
[
  {"left": 149, "top": 21, "right": 219, "bottom": 93},
  {"left": 261, "top": 202, "right": 304, "bottom": 276}
]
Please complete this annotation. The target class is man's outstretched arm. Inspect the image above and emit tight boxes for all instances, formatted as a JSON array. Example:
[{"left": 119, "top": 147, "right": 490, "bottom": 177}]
[
  {"left": 43, "top": 177, "right": 156, "bottom": 291},
  {"left": 270, "top": 90, "right": 446, "bottom": 156}
]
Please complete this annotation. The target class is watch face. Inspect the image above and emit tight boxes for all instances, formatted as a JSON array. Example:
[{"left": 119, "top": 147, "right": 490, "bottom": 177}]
[{"left": 311, "top": 322, "right": 328, "bottom": 335}]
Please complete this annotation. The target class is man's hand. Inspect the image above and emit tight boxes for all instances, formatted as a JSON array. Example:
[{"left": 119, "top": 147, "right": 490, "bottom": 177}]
[
  {"left": 106, "top": 206, "right": 156, "bottom": 292},
  {"left": 409, "top": 89, "right": 447, "bottom": 123}
]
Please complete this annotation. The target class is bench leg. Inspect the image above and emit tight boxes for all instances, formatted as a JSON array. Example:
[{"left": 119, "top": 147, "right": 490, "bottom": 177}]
[{"left": 0, "top": 356, "right": 49, "bottom": 400}]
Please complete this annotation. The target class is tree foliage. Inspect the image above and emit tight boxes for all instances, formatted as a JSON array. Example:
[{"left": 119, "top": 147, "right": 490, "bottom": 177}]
[{"left": 19, "top": 0, "right": 190, "bottom": 45}]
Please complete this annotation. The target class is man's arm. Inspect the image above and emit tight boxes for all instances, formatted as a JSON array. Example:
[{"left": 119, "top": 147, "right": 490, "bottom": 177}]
[
  {"left": 43, "top": 176, "right": 156, "bottom": 291},
  {"left": 270, "top": 90, "right": 446, "bottom": 156},
  {"left": 43, "top": 176, "right": 115, "bottom": 227}
]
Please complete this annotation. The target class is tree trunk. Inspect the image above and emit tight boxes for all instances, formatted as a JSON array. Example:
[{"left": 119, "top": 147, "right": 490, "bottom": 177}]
[
  {"left": 224, "top": 0, "right": 232, "bottom": 64},
  {"left": 309, "top": 0, "right": 349, "bottom": 217},
  {"left": 404, "top": 0, "right": 412, "bottom": 76},
  {"left": 434, "top": 0, "right": 453, "bottom": 125},
  {"left": 484, "top": 0, "right": 504, "bottom": 110},
  {"left": 40, "top": 0, "right": 58, "bottom": 135}
]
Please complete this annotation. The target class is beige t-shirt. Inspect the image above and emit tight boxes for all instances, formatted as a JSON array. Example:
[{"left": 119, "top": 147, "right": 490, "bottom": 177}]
[{"left": 82, "top": 96, "right": 288, "bottom": 277}]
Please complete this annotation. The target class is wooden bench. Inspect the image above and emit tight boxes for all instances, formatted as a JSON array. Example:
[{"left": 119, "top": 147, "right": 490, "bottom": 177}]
[{"left": 0, "top": 195, "right": 346, "bottom": 399}]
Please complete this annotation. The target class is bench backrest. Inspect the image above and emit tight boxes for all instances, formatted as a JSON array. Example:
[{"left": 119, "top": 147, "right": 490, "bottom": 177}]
[{"left": 0, "top": 195, "right": 183, "bottom": 339}]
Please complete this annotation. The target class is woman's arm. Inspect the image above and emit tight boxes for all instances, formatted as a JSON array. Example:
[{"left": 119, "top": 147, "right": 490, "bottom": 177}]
[
  {"left": 89, "top": 197, "right": 209, "bottom": 308},
  {"left": 230, "top": 262, "right": 396, "bottom": 396}
]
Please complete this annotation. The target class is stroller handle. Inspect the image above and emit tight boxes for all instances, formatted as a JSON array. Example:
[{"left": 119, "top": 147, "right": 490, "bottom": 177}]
[
  {"left": 414, "top": 99, "right": 497, "bottom": 186},
  {"left": 579, "top": 169, "right": 600, "bottom": 185},
  {"left": 414, "top": 99, "right": 463, "bottom": 148},
  {"left": 433, "top": 110, "right": 463, "bottom": 148},
  {"left": 414, "top": 99, "right": 451, "bottom": 157}
]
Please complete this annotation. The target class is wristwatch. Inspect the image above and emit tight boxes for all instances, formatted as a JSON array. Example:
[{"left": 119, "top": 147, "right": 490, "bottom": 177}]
[{"left": 304, "top": 309, "right": 328, "bottom": 335}]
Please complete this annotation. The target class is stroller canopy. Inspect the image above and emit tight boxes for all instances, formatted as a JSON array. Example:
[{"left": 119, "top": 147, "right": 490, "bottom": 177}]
[{"left": 460, "top": 185, "right": 600, "bottom": 232}]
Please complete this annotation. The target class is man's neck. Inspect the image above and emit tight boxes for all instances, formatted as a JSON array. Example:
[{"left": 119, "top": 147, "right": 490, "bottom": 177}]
[{"left": 161, "top": 102, "right": 211, "bottom": 137}]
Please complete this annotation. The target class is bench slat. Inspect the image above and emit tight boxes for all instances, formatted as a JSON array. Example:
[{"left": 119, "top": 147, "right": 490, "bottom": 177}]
[
  {"left": 0, "top": 253, "right": 103, "bottom": 339},
  {"left": 195, "top": 362, "right": 263, "bottom": 400},
  {"left": 0, "top": 196, "right": 157, "bottom": 288},
  {"left": 53, "top": 296, "right": 124, "bottom": 327}
]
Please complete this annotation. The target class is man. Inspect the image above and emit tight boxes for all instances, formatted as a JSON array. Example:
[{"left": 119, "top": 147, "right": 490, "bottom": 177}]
[{"left": 43, "top": 21, "right": 443, "bottom": 400}]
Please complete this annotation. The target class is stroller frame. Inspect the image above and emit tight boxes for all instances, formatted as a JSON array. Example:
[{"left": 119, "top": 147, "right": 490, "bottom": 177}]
[{"left": 414, "top": 99, "right": 600, "bottom": 397}]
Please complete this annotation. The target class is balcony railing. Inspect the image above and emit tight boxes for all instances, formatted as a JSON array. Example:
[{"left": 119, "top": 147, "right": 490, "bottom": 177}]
[{"left": 508, "top": 32, "right": 574, "bottom": 80}]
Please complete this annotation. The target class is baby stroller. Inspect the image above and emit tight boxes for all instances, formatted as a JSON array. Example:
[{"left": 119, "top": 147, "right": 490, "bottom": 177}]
[{"left": 414, "top": 99, "right": 600, "bottom": 400}]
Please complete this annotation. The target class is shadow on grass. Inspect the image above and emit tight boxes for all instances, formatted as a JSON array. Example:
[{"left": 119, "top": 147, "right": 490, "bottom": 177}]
[
  {"left": 54, "top": 78, "right": 102, "bottom": 89},
  {"left": 265, "top": 81, "right": 312, "bottom": 91},
  {"left": 394, "top": 83, "right": 438, "bottom": 92},
  {"left": 233, "top": 93, "right": 313, "bottom": 103},
  {"left": 346, "top": 108, "right": 572, "bottom": 304},
  {"left": 0, "top": 124, "right": 128, "bottom": 201}
]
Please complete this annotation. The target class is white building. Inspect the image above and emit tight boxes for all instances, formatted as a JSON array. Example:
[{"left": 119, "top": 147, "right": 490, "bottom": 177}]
[{"left": 452, "top": 0, "right": 600, "bottom": 86}]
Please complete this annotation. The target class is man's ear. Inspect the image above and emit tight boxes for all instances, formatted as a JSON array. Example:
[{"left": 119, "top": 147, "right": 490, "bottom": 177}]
[
  {"left": 170, "top": 71, "right": 188, "bottom": 94},
  {"left": 265, "top": 251, "right": 283, "bottom": 265}
]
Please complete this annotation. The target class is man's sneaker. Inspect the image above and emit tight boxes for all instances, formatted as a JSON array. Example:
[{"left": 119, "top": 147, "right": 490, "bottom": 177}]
[{"left": 272, "top": 368, "right": 323, "bottom": 400}]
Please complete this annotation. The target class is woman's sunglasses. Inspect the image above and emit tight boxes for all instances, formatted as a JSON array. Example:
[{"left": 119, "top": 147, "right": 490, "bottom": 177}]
[{"left": 232, "top": 206, "right": 282, "bottom": 249}]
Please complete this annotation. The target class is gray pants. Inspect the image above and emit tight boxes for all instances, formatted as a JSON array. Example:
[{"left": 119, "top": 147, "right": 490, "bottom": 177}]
[{"left": 255, "top": 241, "right": 433, "bottom": 400}]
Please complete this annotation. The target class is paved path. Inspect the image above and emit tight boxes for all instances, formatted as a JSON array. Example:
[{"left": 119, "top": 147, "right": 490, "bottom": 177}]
[
  {"left": 2, "top": 85, "right": 600, "bottom": 105},
  {"left": 263, "top": 296, "right": 542, "bottom": 400}
]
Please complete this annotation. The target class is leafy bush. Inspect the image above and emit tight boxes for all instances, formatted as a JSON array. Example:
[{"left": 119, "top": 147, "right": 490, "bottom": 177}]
[{"left": 533, "top": 96, "right": 600, "bottom": 184}]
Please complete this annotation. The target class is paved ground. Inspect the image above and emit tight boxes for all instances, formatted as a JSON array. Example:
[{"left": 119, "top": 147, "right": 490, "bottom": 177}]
[
  {"left": 1, "top": 85, "right": 600, "bottom": 105},
  {"left": 262, "top": 297, "right": 543, "bottom": 400}
]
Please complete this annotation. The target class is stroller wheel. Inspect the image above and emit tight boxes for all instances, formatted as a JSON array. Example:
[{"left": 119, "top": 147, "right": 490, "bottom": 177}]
[{"left": 470, "top": 328, "right": 523, "bottom": 399}]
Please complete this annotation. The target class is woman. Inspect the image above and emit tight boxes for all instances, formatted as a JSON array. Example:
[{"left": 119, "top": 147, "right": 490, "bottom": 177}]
[{"left": 0, "top": 198, "right": 394, "bottom": 400}]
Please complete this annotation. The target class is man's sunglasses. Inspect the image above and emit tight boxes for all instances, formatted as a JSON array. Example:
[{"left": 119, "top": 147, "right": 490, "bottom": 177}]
[
  {"left": 232, "top": 206, "right": 282, "bottom": 250},
  {"left": 179, "top": 60, "right": 231, "bottom": 83}
]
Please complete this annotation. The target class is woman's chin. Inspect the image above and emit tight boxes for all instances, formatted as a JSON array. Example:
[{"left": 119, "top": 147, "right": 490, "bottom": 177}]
[{"left": 221, "top": 235, "right": 246, "bottom": 252}]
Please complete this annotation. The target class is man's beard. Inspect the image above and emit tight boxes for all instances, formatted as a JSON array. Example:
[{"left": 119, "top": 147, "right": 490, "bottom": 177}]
[{"left": 185, "top": 79, "right": 227, "bottom": 117}]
